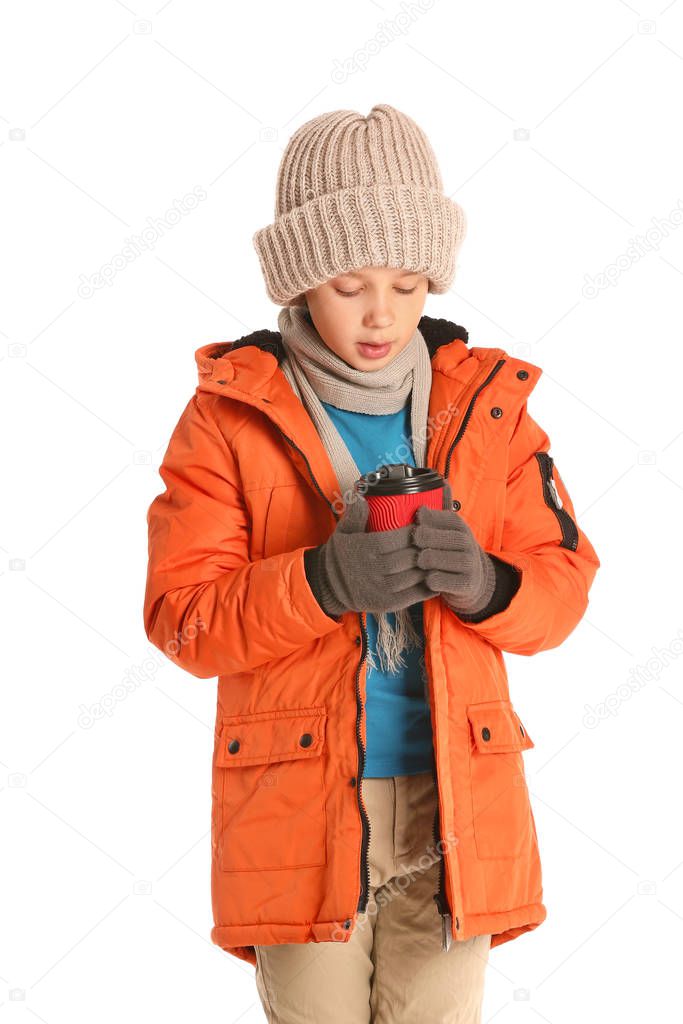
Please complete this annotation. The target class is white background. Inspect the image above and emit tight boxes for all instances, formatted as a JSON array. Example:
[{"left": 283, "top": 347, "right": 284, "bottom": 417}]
[{"left": 2, "top": 0, "right": 682, "bottom": 1020}]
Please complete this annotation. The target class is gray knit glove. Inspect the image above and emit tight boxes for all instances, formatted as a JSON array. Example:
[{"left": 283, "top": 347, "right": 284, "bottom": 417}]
[
  {"left": 412, "top": 480, "right": 497, "bottom": 618},
  {"left": 303, "top": 493, "right": 433, "bottom": 619}
]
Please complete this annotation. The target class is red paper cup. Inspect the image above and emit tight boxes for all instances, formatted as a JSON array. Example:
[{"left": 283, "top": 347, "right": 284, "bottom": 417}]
[{"left": 356, "top": 464, "right": 446, "bottom": 532}]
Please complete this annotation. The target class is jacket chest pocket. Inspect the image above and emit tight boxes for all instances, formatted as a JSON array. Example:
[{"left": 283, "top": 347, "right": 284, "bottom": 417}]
[
  {"left": 216, "top": 706, "right": 328, "bottom": 873},
  {"left": 465, "top": 700, "right": 535, "bottom": 860}
]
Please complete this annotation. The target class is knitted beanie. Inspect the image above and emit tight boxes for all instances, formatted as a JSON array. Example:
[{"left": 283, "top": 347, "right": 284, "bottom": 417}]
[{"left": 252, "top": 102, "right": 467, "bottom": 306}]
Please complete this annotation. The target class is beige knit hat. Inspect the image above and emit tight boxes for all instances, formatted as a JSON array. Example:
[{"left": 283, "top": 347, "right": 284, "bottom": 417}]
[{"left": 252, "top": 103, "right": 467, "bottom": 307}]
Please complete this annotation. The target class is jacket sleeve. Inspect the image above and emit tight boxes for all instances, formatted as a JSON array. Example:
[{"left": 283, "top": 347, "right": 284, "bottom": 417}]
[
  {"left": 143, "top": 394, "right": 343, "bottom": 679},
  {"left": 450, "top": 401, "right": 600, "bottom": 655}
]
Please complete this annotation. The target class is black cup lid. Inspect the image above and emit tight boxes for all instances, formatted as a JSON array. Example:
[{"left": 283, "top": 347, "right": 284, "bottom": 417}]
[{"left": 356, "top": 463, "right": 444, "bottom": 497}]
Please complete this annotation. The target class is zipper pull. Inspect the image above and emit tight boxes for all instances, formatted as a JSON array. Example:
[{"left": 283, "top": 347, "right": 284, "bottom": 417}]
[
  {"left": 548, "top": 475, "right": 563, "bottom": 509},
  {"left": 441, "top": 912, "right": 452, "bottom": 953}
]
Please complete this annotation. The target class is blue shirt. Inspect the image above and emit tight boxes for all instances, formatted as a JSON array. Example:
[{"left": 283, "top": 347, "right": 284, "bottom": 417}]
[{"left": 320, "top": 397, "right": 434, "bottom": 777}]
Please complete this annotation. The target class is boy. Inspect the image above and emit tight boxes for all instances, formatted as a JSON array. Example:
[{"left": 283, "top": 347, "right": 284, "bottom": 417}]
[{"left": 144, "top": 103, "right": 600, "bottom": 1023}]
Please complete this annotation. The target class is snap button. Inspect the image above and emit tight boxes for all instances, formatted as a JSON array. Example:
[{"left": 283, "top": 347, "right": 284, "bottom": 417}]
[
  {"left": 355, "top": 635, "right": 361, "bottom": 645},
  {"left": 517, "top": 369, "right": 529, "bottom": 380},
  {"left": 455, "top": 916, "right": 460, "bottom": 929},
  {"left": 481, "top": 727, "right": 491, "bottom": 741},
  {"left": 228, "top": 738, "right": 240, "bottom": 754},
  {"left": 519, "top": 724, "right": 525, "bottom": 736},
  {"left": 349, "top": 776, "right": 357, "bottom": 786},
  {"left": 490, "top": 406, "right": 503, "bottom": 419},
  {"left": 213, "top": 363, "right": 234, "bottom": 384},
  {"left": 451, "top": 499, "right": 461, "bottom": 511},
  {"left": 343, "top": 919, "right": 351, "bottom": 929},
  {"left": 299, "top": 732, "right": 313, "bottom": 748}
]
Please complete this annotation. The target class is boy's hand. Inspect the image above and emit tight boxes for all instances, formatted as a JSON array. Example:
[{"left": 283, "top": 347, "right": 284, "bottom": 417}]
[
  {"left": 303, "top": 492, "right": 434, "bottom": 619},
  {"left": 411, "top": 480, "right": 496, "bottom": 617}
]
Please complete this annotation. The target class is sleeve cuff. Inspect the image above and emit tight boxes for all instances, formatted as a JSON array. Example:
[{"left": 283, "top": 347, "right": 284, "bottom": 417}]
[
  {"left": 448, "top": 554, "right": 522, "bottom": 623},
  {"left": 303, "top": 546, "right": 344, "bottom": 623}
]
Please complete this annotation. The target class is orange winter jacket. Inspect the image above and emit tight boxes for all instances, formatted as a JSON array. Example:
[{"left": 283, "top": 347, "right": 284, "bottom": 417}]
[{"left": 143, "top": 316, "right": 600, "bottom": 968}]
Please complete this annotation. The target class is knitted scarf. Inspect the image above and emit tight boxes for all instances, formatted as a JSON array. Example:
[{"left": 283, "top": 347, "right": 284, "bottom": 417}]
[{"left": 278, "top": 305, "right": 432, "bottom": 676}]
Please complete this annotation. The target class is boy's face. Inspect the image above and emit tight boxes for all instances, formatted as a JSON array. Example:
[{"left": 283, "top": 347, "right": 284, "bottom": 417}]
[{"left": 303, "top": 266, "right": 429, "bottom": 371}]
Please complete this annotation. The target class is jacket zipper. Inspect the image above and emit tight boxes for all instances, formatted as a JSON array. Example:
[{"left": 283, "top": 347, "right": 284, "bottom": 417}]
[
  {"left": 535, "top": 452, "right": 579, "bottom": 550},
  {"left": 355, "top": 613, "right": 371, "bottom": 914},
  {"left": 431, "top": 356, "right": 507, "bottom": 951},
  {"left": 268, "top": 422, "right": 373, "bottom": 921},
  {"left": 443, "top": 359, "right": 507, "bottom": 480},
  {"left": 431, "top": 756, "right": 452, "bottom": 952}
]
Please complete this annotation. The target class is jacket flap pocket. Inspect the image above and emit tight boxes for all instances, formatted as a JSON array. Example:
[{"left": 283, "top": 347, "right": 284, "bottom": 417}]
[
  {"left": 466, "top": 700, "right": 534, "bottom": 753},
  {"left": 216, "top": 705, "right": 327, "bottom": 768}
]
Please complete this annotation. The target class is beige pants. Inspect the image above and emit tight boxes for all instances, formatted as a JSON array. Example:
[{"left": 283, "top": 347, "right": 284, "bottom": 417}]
[{"left": 254, "top": 770, "right": 491, "bottom": 1023}]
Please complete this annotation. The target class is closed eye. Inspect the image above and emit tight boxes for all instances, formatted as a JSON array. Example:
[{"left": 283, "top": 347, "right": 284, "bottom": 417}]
[{"left": 335, "top": 286, "right": 418, "bottom": 297}]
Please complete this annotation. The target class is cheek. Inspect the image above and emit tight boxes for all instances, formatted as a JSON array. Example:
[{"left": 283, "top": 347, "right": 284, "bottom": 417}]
[
  {"left": 327, "top": 339, "right": 354, "bottom": 361},
  {"left": 323, "top": 319, "right": 364, "bottom": 356},
  {"left": 311, "top": 300, "right": 357, "bottom": 344},
  {"left": 392, "top": 336, "right": 411, "bottom": 358},
  {"left": 410, "top": 285, "right": 428, "bottom": 311},
  {"left": 399, "top": 291, "right": 427, "bottom": 327}
]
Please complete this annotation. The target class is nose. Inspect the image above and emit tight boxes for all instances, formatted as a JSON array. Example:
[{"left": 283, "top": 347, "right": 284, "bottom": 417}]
[{"left": 362, "top": 297, "right": 394, "bottom": 330}]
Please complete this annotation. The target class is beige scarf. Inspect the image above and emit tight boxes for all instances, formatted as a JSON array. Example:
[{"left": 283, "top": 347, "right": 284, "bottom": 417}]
[{"left": 278, "top": 305, "right": 432, "bottom": 676}]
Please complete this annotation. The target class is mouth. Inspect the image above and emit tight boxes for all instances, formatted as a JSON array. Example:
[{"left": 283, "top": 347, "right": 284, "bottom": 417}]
[{"left": 357, "top": 340, "right": 394, "bottom": 357}]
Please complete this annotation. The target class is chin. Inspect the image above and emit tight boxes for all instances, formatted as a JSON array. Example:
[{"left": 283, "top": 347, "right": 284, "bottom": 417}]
[{"left": 349, "top": 357, "right": 389, "bottom": 371}]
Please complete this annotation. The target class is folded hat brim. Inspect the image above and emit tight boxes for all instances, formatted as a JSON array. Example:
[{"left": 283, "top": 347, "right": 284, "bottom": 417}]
[{"left": 252, "top": 183, "right": 467, "bottom": 307}]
